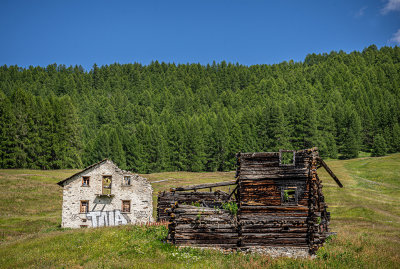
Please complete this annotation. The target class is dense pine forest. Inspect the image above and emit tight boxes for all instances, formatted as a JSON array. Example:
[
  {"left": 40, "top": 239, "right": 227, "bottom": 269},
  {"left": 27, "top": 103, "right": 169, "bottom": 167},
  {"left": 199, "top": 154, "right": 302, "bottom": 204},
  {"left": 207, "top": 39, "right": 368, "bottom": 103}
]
[{"left": 0, "top": 45, "right": 399, "bottom": 172}]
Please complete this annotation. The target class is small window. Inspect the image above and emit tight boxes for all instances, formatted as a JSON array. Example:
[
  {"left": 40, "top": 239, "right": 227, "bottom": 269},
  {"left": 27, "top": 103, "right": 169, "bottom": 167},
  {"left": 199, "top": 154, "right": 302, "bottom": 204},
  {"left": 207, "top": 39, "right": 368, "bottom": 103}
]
[
  {"left": 279, "top": 150, "right": 295, "bottom": 166},
  {"left": 122, "top": 200, "right": 131, "bottom": 213},
  {"left": 123, "top": 176, "right": 131, "bottom": 186},
  {"left": 282, "top": 187, "right": 297, "bottom": 205},
  {"left": 82, "top": 176, "right": 90, "bottom": 187},
  {"left": 80, "top": 200, "right": 89, "bottom": 213},
  {"left": 102, "top": 176, "right": 112, "bottom": 195}
]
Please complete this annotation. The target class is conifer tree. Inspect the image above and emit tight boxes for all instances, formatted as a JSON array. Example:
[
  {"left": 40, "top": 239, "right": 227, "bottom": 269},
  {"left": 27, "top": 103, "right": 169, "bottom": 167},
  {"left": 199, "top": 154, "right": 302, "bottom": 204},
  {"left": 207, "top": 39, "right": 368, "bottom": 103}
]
[
  {"left": 316, "top": 106, "right": 337, "bottom": 158},
  {"left": 186, "top": 116, "right": 206, "bottom": 172},
  {"left": 109, "top": 128, "right": 126, "bottom": 168},
  {"left": 35, "top": 97, "right": 54, "bottom": 169},
  {"left": 51, "top": 96, "right": 82, "bottom": 168},
  {"left": 91, "top": 127, "right": 110, "bottom": 163},
  {"left": 371, "top": 134, "right": 388, "bottom": 157},
  {"left": 12, "top": 88, "right": 34, "bottom": 168},
  {"left": 211, "top": 109, "right": 230, "bottom": 171},
  {"left": 270, "top": 103, "right": 292, "bottom": 151},
  {"left": 0, "top": 90, "right": 17, "bottom": 168},
  {"left": 392, "top": 123, "right": 400, "bottom": 153},
  {"left": 125, "top": 127, "right": 140, "bottom": 172},
  {"left": 339, "top": 103, "right": 362, "bottom": 159}
]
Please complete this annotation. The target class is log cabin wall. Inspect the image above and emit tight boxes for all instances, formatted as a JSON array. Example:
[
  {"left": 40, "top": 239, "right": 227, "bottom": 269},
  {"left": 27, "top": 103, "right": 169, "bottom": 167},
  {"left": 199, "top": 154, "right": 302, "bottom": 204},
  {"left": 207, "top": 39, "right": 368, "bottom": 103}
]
[
  {"left": 237, "top": 148, "right": 331, "bottom": 252},
  {"left": 167, "top": 204, "right": 238, "bottom": 249},
  {"left": 157, "top": 191, "right": 230, "bottom": 222}
]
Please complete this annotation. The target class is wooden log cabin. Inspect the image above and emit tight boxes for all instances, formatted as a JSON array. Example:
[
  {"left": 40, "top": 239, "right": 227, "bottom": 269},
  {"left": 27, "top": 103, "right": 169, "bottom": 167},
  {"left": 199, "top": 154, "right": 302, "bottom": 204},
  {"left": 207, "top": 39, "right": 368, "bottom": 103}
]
[{"left": 164, "top": 148, "right": 343, "bottom": 255}]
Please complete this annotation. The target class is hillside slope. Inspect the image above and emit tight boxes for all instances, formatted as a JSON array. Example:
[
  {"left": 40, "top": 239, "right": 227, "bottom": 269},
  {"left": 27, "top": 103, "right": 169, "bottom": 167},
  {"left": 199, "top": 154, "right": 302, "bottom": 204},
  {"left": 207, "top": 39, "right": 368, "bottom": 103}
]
[
  {"left": 1, "top": 46, "right": 400, "bottom": 172},
  {"left": 0, "top": 154, "right": 399, "bottom": 268}
]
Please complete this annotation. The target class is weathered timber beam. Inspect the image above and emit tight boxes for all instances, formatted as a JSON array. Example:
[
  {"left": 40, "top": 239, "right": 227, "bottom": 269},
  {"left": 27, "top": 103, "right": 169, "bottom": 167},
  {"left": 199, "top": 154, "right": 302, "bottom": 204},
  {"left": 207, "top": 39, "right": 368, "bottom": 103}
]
[
  {"left": 170, "top": 180, "right": 237, "bottom": 192},
  {"left": 239, "top": 169, "right": 308, "bottom": 176},
  {"left": 227, "top": 184, "right": 238, "bottom": 200},
  {"left": 239, "top": 174, "right": 309, "bottom": 180},
  {"left": 241, "top": 233, "right": 308, "bottom": 239},
  {"left": 317, "top": 157, "right": 343, "bottom": 188},
  {"left": 241, "top": 226, "right": 308, "bottom": 231},
  {"left": 240, "top": 241, "right": 308, "bottom": 246},
  {"left": 239, "top": 166, "right": 308, "bottom": 172},
  {"left": 239, "top": 205, "right": 309, "bottom": 211},
  {"left": 239, "top": 152, "right": 279, "bottom": 158},
  {"left": 175, "top": 239, "right": 238, "bottom": 245},
  {"left": 175, "top": 233, "right": 239, "bottom": 240},
  {"left": 240, "top": 238, "right": 308, "bottom": 244},
  {"left": 175, "top": 224, "right": 236, "bottom": 229},
  {"left": 174, "top": 208, "right": 228, "bottom": 214}
]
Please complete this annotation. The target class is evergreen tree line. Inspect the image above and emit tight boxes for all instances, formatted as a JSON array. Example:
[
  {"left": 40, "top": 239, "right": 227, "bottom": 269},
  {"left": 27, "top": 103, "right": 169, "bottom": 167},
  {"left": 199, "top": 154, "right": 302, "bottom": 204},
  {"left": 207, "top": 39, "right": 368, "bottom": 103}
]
[{"left": 1, "top": 45, "right": 399, "bottom": 172}]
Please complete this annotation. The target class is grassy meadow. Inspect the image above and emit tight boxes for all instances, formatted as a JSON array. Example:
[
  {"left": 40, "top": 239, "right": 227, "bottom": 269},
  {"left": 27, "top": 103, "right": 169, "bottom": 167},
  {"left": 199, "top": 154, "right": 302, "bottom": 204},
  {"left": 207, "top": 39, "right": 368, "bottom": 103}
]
[{"left": 0, "top": 154, "right": 399, "bottom": 268}]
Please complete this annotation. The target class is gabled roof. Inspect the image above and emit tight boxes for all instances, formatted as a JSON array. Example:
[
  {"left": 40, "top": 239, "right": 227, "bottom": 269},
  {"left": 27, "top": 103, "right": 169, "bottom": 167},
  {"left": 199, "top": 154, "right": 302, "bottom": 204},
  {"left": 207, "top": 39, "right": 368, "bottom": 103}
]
[{"left": 57, "top": 159, "right": 111, "bottom": 186}]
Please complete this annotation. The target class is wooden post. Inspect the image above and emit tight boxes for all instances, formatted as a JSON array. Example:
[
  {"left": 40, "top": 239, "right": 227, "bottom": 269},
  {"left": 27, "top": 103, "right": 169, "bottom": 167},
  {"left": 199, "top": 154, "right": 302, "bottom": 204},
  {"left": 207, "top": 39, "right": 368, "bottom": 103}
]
[{"left": 317, "top": 157, "right": 343, "bottom": 188}]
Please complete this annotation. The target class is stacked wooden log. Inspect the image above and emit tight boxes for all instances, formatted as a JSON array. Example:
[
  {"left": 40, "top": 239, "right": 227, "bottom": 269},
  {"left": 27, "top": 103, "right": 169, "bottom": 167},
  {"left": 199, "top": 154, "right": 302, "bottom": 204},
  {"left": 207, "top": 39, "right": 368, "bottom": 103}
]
[
  {"left": 307, "top": 151, "right": 332, "bottom": 253},
  {"left": 238, "top": 208, "right": 309, "bottom": 247},
  {"left": 157, "top": 191, "right": 230, "bottom": 222},
  {"left": 168, "top": 204, "right": 238, "bottom": 248}
]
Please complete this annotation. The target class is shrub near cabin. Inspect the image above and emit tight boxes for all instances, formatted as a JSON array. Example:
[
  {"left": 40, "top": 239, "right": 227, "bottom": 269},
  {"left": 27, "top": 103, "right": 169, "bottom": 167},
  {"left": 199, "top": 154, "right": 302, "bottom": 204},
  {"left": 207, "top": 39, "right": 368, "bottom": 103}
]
[{"left": 57, "top": 159, "right": 153, "bottom": 228}]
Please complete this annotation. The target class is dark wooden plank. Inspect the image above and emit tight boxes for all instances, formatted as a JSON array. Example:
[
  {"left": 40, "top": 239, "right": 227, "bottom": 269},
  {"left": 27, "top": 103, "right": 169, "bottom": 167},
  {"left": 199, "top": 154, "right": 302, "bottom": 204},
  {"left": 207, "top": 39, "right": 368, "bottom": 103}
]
[
  {"left": 175, "top": 239, "right": 238, "bottom": 244},
  {"left": 175, "top": 233, "right": 238, "bottom": 240},
  {"left": 240, "top": 227, "right": 308, "bottom": 233},
  {"left": 239, "top": 167, "right": 308, "bottom": 172},
  {"left": 175, "top": 228, "right": 237, "bottom": 233},
  {"left": 239, "top": 174, "right": 309, "bottom": 180},
  {"left": 175, "top": 242, "right": 238, "bottom": 248},
  {"left": 241, "top": 233, "right": 308, "bottom": 239},
  {"left": 239, "top": 205, "right": 309, "bottom": 211},
  {"left": 240, "top": 237, "right": 308, "bottom": 244},
  {"left": 238, "top": 215, "right": 309, "bottom": 222},
  {"left": 241, "top": 242, "right": 308, "bottom": 247},
  {"left": 175, "top": 215, "right": 235, "bottom": 221},
  {"left": 175, "top": 223, "right": 236, "bottom": 229}
]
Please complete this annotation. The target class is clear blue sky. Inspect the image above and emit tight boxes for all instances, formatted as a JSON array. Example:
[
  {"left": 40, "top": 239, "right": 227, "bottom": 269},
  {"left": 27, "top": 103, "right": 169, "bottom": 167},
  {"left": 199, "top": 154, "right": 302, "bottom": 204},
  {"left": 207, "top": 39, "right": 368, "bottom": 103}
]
[{"left": 0, "top": 0, "right": 399, "bottom": 70}]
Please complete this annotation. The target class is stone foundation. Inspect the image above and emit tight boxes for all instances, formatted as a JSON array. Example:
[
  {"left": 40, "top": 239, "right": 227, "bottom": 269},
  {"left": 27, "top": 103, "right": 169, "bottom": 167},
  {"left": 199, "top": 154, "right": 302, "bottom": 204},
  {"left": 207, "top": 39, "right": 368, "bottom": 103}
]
[
  {"left": 243, "top": 246, "right": 312, "bottom": 258},
  {"left": 177, "top": 245, "right": 313, "bottom": 258}
]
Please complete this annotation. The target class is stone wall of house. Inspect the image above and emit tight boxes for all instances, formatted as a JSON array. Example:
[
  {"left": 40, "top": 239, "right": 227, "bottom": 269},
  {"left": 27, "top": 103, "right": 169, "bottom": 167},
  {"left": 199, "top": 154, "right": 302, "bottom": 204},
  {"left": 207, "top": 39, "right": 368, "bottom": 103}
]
[{"left": 61, "top": 160, "right": 153, "bottom": 228}]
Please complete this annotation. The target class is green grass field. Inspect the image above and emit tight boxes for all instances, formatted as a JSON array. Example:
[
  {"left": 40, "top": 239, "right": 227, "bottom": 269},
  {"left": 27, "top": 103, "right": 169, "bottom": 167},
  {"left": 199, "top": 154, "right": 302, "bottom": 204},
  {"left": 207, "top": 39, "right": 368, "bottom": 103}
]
[{"left": 0, "top": 154, "right": 399, "bottom": 268}]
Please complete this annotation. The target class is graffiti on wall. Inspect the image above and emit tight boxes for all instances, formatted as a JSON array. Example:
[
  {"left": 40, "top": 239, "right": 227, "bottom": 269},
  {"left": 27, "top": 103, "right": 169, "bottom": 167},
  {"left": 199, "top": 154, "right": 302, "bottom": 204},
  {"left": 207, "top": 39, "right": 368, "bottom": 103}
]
[
  {"left": 86, "top": 210, "right": 129, "bottom": 227},
  {"left": 133, "top": 210, "right": 149, "bottom": 219}
]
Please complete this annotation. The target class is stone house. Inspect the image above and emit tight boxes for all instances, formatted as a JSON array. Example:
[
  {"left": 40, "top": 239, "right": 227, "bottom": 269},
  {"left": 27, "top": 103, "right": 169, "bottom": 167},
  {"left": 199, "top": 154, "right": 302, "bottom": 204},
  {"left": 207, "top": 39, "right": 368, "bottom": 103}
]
[{"left": 57, "top": 159, "right": 153, "bottom": 228}]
